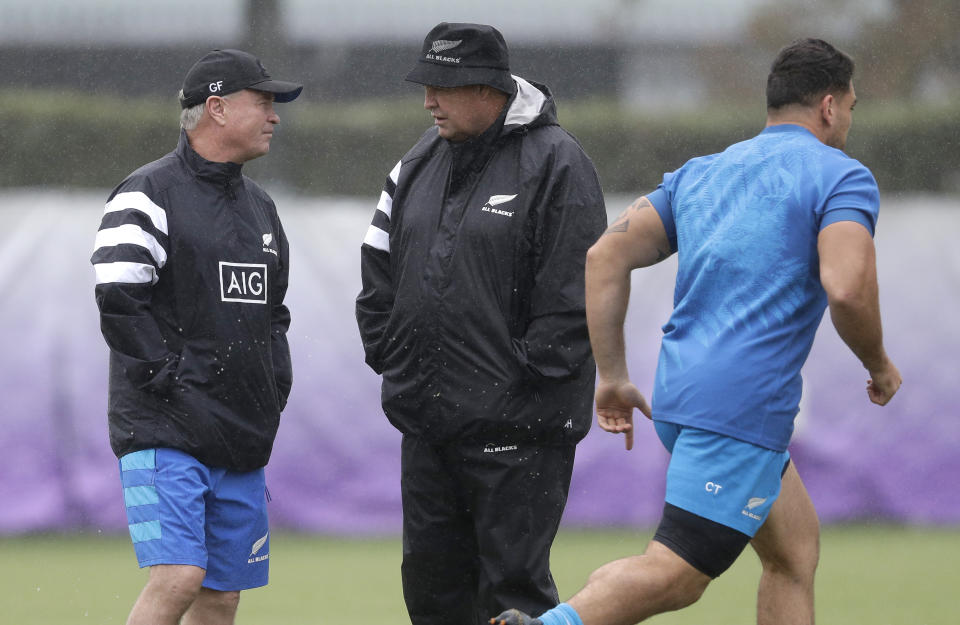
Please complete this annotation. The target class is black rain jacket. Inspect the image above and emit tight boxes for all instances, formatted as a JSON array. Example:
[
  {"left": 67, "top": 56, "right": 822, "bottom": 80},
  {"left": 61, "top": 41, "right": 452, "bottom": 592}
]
[
  {"left": 356, "top": 76, "right": 606, "bottom": 445},
  {"left": 91, "top": 131, "right": 292, "bottom": 471}
]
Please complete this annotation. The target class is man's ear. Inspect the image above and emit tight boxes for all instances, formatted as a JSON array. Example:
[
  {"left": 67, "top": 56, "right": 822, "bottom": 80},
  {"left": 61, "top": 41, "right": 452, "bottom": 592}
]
[
  {"left": 205, "top": 96, "right": 228, "bottom": 126},
  {"left": 478, "top": 84, "right": 508, "bottom": 104},
  {"left": 819, "top": 92, "right": 836, "bottom": 127}
]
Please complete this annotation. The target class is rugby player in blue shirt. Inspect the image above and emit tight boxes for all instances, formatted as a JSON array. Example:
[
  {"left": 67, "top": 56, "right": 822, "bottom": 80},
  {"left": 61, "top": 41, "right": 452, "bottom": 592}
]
[{"left": 493, "top": 37, "right": 901, "bottom": 625}]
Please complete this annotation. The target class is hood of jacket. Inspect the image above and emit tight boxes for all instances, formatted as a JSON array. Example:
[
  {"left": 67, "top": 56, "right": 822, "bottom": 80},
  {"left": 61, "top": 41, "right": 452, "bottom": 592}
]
[{"left": 502, "top": 75, "right": 557, "bottom": 133}]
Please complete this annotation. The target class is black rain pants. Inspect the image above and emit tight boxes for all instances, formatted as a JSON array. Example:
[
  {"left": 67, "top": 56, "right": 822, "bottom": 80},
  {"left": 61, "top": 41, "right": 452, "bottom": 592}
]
[{"left": 400, "top": 434, "right": 576, "bottom": 625}]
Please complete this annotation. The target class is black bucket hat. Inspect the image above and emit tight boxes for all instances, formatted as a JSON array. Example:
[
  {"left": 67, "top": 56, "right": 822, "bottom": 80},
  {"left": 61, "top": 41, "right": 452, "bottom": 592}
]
[
  {"left": 179, "top": 49, "right": 303, "bottom": 109},
  {"left": 405, "top": 23, "right": 516, "bottom": 94}
]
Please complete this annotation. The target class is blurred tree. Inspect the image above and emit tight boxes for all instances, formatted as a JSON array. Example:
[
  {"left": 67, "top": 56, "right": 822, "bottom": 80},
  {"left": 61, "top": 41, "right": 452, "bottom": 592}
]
[
  {"left": 746, "top": 0, "right": 960, "bottom": 102},
  {"left": 856, "top": 0, "right": 960, "bottom": 100}
]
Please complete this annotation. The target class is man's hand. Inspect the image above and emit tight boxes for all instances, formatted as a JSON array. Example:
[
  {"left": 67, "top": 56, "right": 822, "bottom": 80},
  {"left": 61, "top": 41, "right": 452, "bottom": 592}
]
[
  {"left": 595, "top": 379, "right": 652, "bottom": 451},
  {"left": 867, "top": 359, "right": 901, "bottom": 405}
]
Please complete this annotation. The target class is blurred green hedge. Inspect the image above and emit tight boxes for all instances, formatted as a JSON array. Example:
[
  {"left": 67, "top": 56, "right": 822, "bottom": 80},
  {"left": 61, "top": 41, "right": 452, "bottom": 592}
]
[{"left": 3, "top": 89, "right": 957, "bottom": 196}]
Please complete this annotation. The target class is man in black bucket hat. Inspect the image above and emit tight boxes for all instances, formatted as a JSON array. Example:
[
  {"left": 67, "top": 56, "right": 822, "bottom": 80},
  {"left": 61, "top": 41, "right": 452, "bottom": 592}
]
[
  {"left": 405, "top": 23, "right": 516, "bottom": 95},
  {"left": 356, "top": 22, "right": 607, "bottom": 625},
  {"left": 92, "top": 48, "right": 300, "bottom": 625}
]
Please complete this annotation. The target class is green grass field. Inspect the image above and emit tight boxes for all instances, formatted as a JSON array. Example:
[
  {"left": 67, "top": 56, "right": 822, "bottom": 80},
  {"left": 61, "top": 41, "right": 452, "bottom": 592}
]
[{"left": 2, "top": 525, "right": 957, "bottom": 624}]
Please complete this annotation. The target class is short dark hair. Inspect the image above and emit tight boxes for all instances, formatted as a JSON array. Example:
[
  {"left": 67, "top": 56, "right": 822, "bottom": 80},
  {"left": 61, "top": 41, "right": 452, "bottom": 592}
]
[{"left": 766, "top": 38, "right": 854, "bottom": 110}]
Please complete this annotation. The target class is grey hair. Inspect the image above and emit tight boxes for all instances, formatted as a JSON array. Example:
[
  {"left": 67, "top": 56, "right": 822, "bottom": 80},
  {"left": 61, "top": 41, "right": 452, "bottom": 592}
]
[{"left": 178, "top": 89, "right": 205, "bottom": 130}]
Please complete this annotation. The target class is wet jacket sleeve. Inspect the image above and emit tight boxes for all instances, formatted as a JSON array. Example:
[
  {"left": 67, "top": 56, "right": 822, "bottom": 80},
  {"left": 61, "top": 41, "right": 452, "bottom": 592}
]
[
  {"left": 513, "top": 147, "right": 607, "bottom": 380},
  {"left": 356, "top": 162, "right": 400, "bottom": 374},
  {"left": 91, "top": 188, "right": 179, "bottom": 392},
  {"left": 271, "top": 218, "right": 293, "bottom": 409}
]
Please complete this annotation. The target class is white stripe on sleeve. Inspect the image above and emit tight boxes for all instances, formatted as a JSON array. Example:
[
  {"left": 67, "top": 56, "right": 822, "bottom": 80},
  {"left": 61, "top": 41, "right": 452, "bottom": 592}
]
[
  {"left": 94, "top": 224, "right": 168, "bottom": 267},
  {"left": 376, "top": 190, "right": 393, "bottom": 219},
  {"left": 363, "top": 225, "right": 389, "bottom": 252},
  {"left": 94, "top": 261, "right": 158, "bottom": 285},
  {"left": 104, "top": 191, "right": 169, "bottom": 235},
  {"left": 388, "top": 160, "right": 401, "bottom": 184}
]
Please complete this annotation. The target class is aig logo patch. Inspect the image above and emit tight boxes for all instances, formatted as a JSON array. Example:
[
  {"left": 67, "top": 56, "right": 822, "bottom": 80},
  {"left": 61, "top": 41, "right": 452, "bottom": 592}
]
[{"left": 219, "top": 261, "right": 267, "bottom": 304}]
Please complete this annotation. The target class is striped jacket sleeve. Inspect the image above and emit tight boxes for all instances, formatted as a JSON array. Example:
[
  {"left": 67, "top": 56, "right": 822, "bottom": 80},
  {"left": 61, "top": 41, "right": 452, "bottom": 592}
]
[
  {"left": 91, "top": 189, "right": 179, "bottom": 391},
  {"left": 355, "top": 160, "right": 400, "bottom": 374}
]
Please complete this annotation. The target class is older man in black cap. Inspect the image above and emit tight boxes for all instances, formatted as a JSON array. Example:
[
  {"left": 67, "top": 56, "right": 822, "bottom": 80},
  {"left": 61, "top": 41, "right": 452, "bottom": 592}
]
[
  {"left": 91, "top": 49, "right": 300, "bottom": 625},
  {"left": 356, "top": 22, "right": 607, "bottom": 625}
]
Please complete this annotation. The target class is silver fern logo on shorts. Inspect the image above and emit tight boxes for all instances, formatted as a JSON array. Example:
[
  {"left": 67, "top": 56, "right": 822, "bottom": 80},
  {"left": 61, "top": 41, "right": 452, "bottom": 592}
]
[
  {"left": 248, "top": 532, "right": 269, "bottom": 564},
  {"left": 741, "top": 496, "right": 767, "bottom": 521},
  {"left": 745, "top": 497, "right": 767, "bottom": 510}
]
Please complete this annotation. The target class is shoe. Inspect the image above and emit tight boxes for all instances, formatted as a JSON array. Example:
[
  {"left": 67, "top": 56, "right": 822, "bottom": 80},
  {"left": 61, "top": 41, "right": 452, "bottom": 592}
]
[{"left": 490, "top": 609, "right": 543, "bottom": 625}]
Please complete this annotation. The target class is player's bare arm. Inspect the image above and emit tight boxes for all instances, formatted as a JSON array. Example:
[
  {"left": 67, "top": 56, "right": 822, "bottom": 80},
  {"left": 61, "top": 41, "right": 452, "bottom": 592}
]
[
  {"left": 587, "top": 195, "right": 670, "bottom": 383},
  {"left": 818, "top": 220, "right": 901, "bottom": 405},
  {"left": 586, "top": 196, "right": 666, "bottom": 449}
]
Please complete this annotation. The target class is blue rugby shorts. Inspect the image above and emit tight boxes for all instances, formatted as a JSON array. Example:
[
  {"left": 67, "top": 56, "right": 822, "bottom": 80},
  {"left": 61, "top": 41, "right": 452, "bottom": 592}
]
[
  {"left": 118, "top": 447, "right": 270, "bottom": 591},
  {"left": 654, "top": 421, "right": 790, "bottom": 537}
]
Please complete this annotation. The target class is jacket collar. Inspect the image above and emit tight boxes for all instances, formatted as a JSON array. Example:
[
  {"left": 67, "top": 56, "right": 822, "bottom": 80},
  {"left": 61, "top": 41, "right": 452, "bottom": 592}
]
[{"left": 177, "top": 129, "right": 243, "bottom": 183}]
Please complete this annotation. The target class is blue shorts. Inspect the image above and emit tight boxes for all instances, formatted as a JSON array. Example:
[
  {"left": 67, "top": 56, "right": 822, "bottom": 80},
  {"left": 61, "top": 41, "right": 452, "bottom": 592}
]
[
  {"left": 654, "top": 422, "right": 790, "bottom": 537},
  {"left": 118, "top": 448, "right": 270, "bottom": 591}
]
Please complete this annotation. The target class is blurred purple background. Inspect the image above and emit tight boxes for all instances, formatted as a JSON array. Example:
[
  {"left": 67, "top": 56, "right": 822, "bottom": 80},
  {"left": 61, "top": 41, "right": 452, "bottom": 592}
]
[{"left": 1, "top": 191, "right": 956, "bottom": 534}]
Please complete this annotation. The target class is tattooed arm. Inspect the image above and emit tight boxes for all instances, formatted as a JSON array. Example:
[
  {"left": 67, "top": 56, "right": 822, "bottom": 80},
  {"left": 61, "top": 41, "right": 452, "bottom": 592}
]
[
  {"left": 600, "top": 196, "right": 673, "bottom": 266},
  {"left": 584, "top": 195, "right": 672, "bottom": 449}
]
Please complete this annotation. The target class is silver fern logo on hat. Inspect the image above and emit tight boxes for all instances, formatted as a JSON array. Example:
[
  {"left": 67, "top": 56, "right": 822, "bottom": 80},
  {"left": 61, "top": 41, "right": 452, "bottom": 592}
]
[{"left": 430, "top": 39, "right": 462, "bottom": 53}]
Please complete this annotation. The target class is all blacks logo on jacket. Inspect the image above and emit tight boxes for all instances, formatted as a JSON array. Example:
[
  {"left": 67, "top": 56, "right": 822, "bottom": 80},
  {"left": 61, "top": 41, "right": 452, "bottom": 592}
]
[{"left": 219, "top": 261, "right": 268, "bottom": 304}]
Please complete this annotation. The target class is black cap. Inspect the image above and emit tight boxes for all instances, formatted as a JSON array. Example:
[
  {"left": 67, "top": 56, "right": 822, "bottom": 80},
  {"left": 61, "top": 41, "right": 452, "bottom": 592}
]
[
  {"left": 405, "top": 23, "right": 516, "bottom": 95},
  {"left": 179, "top": 49, "right": 303, "bottom": 109}
]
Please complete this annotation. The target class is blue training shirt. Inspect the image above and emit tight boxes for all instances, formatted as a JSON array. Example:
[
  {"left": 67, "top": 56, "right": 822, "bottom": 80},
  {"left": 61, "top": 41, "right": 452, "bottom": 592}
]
[{"left": 647, "top": 124, "right": 880, "bottom": 451}]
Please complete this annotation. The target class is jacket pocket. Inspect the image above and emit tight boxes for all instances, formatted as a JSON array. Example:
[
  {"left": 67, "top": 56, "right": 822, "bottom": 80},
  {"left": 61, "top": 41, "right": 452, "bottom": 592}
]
[{"left": 173, "top": 344, "right": 223, "bottom": 391}]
